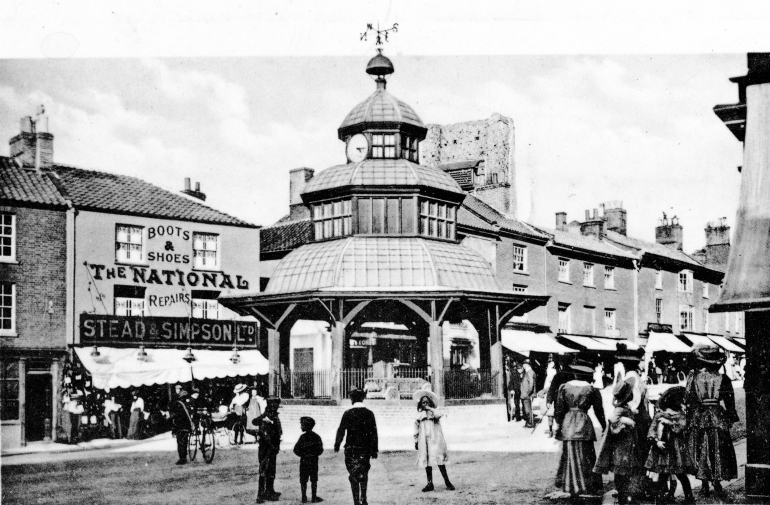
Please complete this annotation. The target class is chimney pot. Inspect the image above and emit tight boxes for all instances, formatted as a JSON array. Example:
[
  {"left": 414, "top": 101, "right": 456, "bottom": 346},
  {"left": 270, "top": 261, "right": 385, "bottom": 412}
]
[
  {"left": 585, "top": 210, "right": 590, "bottom": 220},
  {"left": 195, "top": 182, "right": 200, "bottom": 192}
]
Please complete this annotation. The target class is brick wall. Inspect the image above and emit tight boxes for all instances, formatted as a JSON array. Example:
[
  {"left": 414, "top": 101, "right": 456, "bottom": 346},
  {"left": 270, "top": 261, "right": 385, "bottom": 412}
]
[{"left": 0, "top": 205, "right": 68, "bottom": 349}]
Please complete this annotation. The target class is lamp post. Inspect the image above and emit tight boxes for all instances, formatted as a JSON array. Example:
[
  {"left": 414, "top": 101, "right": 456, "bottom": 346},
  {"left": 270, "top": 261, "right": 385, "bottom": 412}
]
[{"left": 711, "top": 52, "right": 770, "bottom": 500}]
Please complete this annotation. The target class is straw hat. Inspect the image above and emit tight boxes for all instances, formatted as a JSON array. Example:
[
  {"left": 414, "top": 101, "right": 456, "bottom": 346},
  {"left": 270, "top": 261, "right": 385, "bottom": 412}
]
[
  {"left": 693, "top": 345, "right": 726, "bottom": 367},
  {"left": 413, "top": 389, "right": 439, "bottom": 406},
  {"left": 233, "top": 384, "right": 247, "bottom": 394},
  {"left": 613, "top": 377, "right": 635, "bottom": 406}
]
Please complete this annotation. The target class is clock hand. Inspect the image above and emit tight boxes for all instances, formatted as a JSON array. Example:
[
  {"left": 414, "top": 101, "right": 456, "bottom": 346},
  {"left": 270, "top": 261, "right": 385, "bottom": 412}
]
[{"left": 357, "top": 147, "right": 365, "bottom": 153}]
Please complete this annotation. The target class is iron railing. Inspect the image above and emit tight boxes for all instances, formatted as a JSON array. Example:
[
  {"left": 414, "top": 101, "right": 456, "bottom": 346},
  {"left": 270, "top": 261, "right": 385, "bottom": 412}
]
[
  {"left": 287, "top": 370, "right": 332, "bottom": 399},
  {"left": 341, "top": 369, "right": 374, "bottom": 398},
  {"left": 444, "top": 369, "right": 500, "bottom": 399}
]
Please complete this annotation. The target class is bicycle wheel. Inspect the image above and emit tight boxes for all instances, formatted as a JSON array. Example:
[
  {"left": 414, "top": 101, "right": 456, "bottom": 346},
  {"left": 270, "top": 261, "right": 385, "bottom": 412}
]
[
  {"left": 187, "top": 429, "right": 199, "bottom": 461},
  {"left": 201, "top": 426, "right": 215, "bottom": 464}
]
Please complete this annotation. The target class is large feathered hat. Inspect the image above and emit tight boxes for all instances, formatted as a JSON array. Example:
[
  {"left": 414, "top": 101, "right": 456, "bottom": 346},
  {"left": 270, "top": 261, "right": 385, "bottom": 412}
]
[
  {"left": 693, "top": 344, "right": 726, "bottom": 367},
  {"left": 613, "top": 376, "right": 636, "bottom": 406}
]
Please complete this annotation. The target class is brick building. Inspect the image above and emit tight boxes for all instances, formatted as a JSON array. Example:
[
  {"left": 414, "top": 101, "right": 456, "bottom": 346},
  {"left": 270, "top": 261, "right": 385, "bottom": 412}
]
[{"left": 1, "top": 112, "right": 262, "bottom": 449}]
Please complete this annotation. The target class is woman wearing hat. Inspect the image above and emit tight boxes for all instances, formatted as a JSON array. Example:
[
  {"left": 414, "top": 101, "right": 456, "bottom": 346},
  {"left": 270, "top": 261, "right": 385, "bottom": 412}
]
[
  {"left": 229, "top": 384, "right": 250, "bottom": 445},
  {"left": 686, "top": 345, "right": 739, "bottom": 496},
  {"left": 551, "top": 365, "right": 606, "bottom": 499},
  {"left": 413, "top": 390, "right": 454, "bottom": 492}
]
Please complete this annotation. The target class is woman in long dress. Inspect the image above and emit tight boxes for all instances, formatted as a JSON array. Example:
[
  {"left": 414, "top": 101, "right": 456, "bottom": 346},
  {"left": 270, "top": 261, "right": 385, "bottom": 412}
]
[
  {"left": 413, "top": 390, "right": 454, "bottom": 492},
  {"left": 686, "top": 345, "right": 739, "bottom": 496},
  {"left": 553, "top": 365, "right": 606, "bottom": 498},
  {"left": 126, "top": 389, "right": 145, "bottom": 440}
]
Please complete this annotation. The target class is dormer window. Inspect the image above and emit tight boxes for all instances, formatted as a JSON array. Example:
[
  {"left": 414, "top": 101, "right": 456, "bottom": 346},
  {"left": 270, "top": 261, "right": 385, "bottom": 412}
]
[
  {"left": 371, "top": 134, "right": 396, "bottom": 158},
  {"left": 401, "top": 135, "right": 419, "bottom": 162}
]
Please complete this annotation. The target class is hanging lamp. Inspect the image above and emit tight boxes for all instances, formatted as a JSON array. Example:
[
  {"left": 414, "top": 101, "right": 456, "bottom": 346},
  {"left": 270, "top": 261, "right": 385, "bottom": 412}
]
[
  {"left": 230, "top": 346, "right": 241, "bottom": 364},
  {"left": 90, "top": 345, "right": 100, "bottom": 357},
  {"left": 136, "top": 345, "right": 148, "bottom": 362},
  {"left": 183, "top": 347, "right": 196, "bottom": 363}
]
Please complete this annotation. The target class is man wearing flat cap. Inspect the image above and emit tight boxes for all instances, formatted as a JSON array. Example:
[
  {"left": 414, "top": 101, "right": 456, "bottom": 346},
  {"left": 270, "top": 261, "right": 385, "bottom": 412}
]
[
  {"left": 335, "top": 388, "right": 378, "bottom": 505},
  {"left": 254, "top": 397, "right": 283, "bottom": 503}
]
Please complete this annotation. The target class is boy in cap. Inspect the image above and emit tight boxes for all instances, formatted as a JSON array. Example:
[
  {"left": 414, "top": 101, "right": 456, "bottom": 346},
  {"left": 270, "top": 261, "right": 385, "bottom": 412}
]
[
  {"left": 335, "top": 388, "right": 378, "bottom": 505},
  {"left": 254, "top": 397, "right": 282, "bottom": 503},
  {"left": 293, "top": 416, "right": 324, "bottom": 503}
]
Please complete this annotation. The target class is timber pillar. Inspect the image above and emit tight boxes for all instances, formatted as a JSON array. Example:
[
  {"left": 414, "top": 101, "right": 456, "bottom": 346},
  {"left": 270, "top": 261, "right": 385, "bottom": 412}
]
[
  {"left": 330, "top": 321, "right": 345, "bottom": 404},
  {"left": 429, "top": 321, "right": 444, "bottom": 401},
  {"left": 267, "top": 328, "right": 280, "bottom": 397},
  {"left": 745, "top": 310, "right": 770, "bottom": 500}
]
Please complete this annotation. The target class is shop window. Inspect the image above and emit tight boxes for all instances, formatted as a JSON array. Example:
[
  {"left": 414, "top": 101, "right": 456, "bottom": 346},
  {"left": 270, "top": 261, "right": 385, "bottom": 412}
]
[
  {"left": 1, "top": 360, "right": 19, "bottom": 421},
  {"left": 115, "top": 224, "right": 144, "bottom": 264},
  {"left": 679, "top": 270, "right": 693, "bottom": 293},
  {"left": 558, "top": 303, "right": 570, "bottom": 334},
  {"left": 114, "top": 285, "right": 146, "bottom": 316},
  {"left": 0, "top": 283, "right": 16, "bottom": 335},
  {"left": 193, "top": 232, "right": 219, "bottom": 270},
  {"left": 314, "top": 199, "right": 352, "bottom": 239},
  {"left": 401, "top": 135, "right": 419, "bottom": 162},
  {"left": 192, "top": 290, "right": 220, "bottom": 320},
  {"left": 583, "top": 263, "right": 594, "bottom": 287},
  {"left": 419, "top": 199, "right": 456, "bottom": 240},
  {"left": 371, "top": 133, "right": 396, "bottom": 158},
  {"left": 512, "top": 245, "right": 527, "bottom": 273},
  {"left": 558, "top": 258, "right": 570, "bottom": 282},
  {"left": 679, "top": 305, "right": 693, "bottom": 331},
  {"left": 0, "top": 213, "right": 16, "bottom": 262},
  {"left": 604, "top": 267, "right": 615, "bottom": 289}
]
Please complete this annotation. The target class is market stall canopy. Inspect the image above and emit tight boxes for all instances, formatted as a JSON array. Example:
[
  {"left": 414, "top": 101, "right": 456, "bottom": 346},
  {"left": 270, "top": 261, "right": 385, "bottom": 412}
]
[
  {"left": 501, "top": 330, "right": 577, "bottom": 356},
  {"left": 644, "top": 332, "right": 691, "bottom": 353},
  {"left": 558, "top": 334, "right": 616, "bottom": 351},
  {"left": 591, "top": 336, "right": 640, "bottom": 351},
  {"left": 707, "top": 335, "right": 744, "bottom": 353},
  {"left": 74, "top": 347, "right": 268, "bottom": 390},
  {"left": 731, "top": 337, "right": 746, "bottom": 349},
  {"left": 681, "top": 333, "right": 716, "bottom": 350}
]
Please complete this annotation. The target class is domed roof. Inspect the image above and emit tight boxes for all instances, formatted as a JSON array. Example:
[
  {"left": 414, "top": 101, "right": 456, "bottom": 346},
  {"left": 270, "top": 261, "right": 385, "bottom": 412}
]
[
  {"left": 264, "top": 237, "right": 503, "bottom": 295},
  {"left": 302, "top": 158, "right": 463, "bottom": 196},
  {"left": 339, "top": 88, "right": 424, "bottom": 132},
  {"left": 366, "top": 52, "right": 394, "bottom": 76}
]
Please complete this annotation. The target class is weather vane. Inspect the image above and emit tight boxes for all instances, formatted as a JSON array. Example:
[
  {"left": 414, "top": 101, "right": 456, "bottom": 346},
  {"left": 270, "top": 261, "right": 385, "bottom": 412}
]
[{"left": 360, "top": 22, "right": 398, "bottom": 47}]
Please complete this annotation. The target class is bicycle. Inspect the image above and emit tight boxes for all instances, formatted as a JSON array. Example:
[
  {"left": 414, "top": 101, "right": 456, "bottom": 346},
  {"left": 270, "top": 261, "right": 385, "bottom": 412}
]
[{"left": 187, "top": 408, "right": 216, "bottom": 464}]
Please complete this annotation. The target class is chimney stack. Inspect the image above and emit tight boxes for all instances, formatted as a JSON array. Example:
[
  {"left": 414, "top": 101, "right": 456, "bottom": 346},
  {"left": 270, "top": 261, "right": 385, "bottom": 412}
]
[
  {"left": 555, "top": 212, "right": 567, "bottom": 231},
  {"left": 9, "top": 108, "right": 54, "bottom": 171},
  {"left": 289, "top": 167, "right": 315, "bottom": 221},
  {"left": 601, "top": 201, "right": 627, "bottom": 235},
  {"left": 704, "top": 217, "right": 731, "bottom": 266},
  {"left": 181, "top": 178, "right": 207, "bottom": 201},
  {"left": 655, "top": 213, "right": 683, "bottom": 251},
  {"left": 580, "top": 208, "right": 605, "bottom": 240}
]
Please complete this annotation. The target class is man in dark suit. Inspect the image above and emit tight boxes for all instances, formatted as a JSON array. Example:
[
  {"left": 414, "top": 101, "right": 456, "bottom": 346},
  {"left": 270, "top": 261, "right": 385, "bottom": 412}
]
[
  {"left": 335, "top": 388, "right": 378, "bottom": 505},
  {"left": 508, "top": 361, "right": 524, "bottom": 421},
  {"left": 254, "top": 397, "right": 283, "bottom": 503},
  {"left": 520, "top": 359, "right": 537, "bottom": 428}
]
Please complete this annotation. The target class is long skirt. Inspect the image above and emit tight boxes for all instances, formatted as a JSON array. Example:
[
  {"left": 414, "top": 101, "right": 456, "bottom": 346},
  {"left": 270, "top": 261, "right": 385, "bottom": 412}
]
[
  {"left": 126, "top": 409, "right": 144, "bottom": 439},
  {"left": 689, "top": 427, "right": 737, "bottom": 481},
  {"left": 555, "top": 441, "right": 603, "bottom": 496}
]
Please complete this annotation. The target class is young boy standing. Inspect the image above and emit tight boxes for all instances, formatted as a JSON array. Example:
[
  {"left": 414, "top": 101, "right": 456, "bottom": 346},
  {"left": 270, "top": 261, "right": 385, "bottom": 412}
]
[
  {"left": 334, "top": 388, "right": 378, "bottom": 505},
  {"left": 293, "top": 416, "right": 324, "bottom": 503}
]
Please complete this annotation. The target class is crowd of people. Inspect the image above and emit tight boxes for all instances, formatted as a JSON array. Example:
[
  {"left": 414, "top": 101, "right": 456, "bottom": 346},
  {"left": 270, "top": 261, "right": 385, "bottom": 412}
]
[{"left": 544, "top": 345, "right": 740, "bottom": 504}]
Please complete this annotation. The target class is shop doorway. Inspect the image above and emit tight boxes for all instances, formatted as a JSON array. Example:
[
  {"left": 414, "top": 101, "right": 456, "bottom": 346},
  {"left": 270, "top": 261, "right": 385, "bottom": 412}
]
[
  {"left": 293, "top": 348, "right": 314, "bottom": 398},
  {"left": 25, "top": 372, "right": 53, "bottom": 442}
]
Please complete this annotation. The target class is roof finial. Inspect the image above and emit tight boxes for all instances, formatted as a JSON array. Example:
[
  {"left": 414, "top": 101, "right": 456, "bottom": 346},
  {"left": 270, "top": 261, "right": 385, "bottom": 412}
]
[{"left": 362, "top": 23, "right": 397, "bottom": 87}]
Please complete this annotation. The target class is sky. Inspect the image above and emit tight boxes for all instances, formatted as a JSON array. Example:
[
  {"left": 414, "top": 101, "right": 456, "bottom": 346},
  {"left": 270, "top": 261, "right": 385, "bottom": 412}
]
[{"left": 0, "top": 2, "right": 765, "bottom": 253}]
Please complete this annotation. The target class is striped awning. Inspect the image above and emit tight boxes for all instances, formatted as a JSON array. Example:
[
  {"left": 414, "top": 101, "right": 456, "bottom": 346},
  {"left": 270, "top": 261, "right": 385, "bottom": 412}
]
[
  {"left": 502, "top": 330, "right": 577, "bottom": 356},
  {"left": 558, "top": 334, "right": 616, "bottom": 351},
  {"left": 707, "top": 335, "right": 744, "bottom": 353},
  {"left": 644, "top": 332, "right": 691, "bottom": 353}
]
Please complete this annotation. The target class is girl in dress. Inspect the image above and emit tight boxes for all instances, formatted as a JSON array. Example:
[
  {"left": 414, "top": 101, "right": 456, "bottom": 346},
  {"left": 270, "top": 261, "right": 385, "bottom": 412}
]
[
  {"left": 645, "top": 386, "right": 695, "bottom": 504},
  {"left": 413, "top": 390, "right": 454, "bottom": 492},
  {"left": 686, "top": 345, "right": 739, "bottom": 497},
  {"left": 594, "top": 377, "right": 645, "bottom": 505}
]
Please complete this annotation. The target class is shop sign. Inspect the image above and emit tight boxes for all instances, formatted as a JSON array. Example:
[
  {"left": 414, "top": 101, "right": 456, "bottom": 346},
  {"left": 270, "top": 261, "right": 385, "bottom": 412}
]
[
  {"left": 349, "top": 336, "right": 376, "bottom": 348},
  {"left": 80, "top": 314, "right": 258, "bottom": 348}
]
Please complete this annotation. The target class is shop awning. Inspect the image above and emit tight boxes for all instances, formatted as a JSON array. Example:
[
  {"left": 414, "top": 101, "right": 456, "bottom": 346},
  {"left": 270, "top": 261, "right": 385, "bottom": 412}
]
[
  {"left": 502, "top": 330, "right": 577, "bottom": 356},
  {"left": 731, "top": 337, "right": 746, "bottom": 349},
  {"left": 644, "top": 332, "right": 691, "bottom": 353},
  {"left": 707, "top": 335, "right": 744, "bottom": 353},
  {"left": 681, "top": 333, "right": 715, "bottom": 350},
  {"left": 74, "top": 347, "right": 268, "bottom": 390},
  {"left": 591, "top": 337, "right": 640, "bottom": 351},
  {"left": 558, "top": 334, "right": 617, "bottom": 351}
]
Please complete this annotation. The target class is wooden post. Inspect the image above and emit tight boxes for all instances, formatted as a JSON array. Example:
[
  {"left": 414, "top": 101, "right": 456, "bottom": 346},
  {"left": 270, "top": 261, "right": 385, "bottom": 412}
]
[
  {"left": 50, "top": 359, "right": 60, "bottom": 442},
  {"left": 19, "top": 358, "right": 26, "bottom": 447},
  {"left": 267, "top": 328, "right": 280, "bottom": 397},
  {"left": 429, "top": 321, "right": 444, "bottom": 402},
  {"left": 330, "top": 321, "right": 345, "bottom": 404},
  {"left": 744, "top": 310, "right": 770, "bottom": 499}
]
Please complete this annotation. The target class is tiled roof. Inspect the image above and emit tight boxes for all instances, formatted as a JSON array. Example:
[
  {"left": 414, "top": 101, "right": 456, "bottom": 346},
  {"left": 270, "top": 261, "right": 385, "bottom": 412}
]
[
  {"left": 439, "top": 160, "right": 482, "bottom": 171},
  {"left": 0, "top": 157, "right": 69, "bottom": 207},
  {"left": 340, "top": 89, "right": 424, "bottom": 130},
  {"left": 537, "top": 226, "right": 637, "bottom": 260},
  {"left": 260, "top": 219, "right": 312, "bottom": 254},
  {"left": 53, "top": 164, "right": 256, "bottom": 227},
  {"left": 264, "top": 236, "right": 502, "bottom": 294},
  {"left": 303, "top": 159, "right": 463, "bottom": 195},
  {"left": 604, "top": 230, "right": 703, "bottom": 268},
  {"left": 457, "top": 205, "right": 497, "bottom": 233},
  {"left": 461, "top": 194, "right": 550, "bottom": 240}
]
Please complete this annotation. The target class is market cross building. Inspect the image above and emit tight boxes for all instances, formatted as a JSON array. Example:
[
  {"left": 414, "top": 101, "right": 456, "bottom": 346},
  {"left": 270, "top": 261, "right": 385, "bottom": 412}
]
[
  {"left": 1, "top": 112, "right": 264, "bottom": 450},
  {"left": 220, "top": 51, "right": 549, "bottom": 405}
]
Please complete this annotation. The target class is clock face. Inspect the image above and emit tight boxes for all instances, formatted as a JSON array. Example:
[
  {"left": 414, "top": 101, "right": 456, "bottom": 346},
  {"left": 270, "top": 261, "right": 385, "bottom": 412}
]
[{"left": 346, "top": 134, "right": 369, "bottom": 163}]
